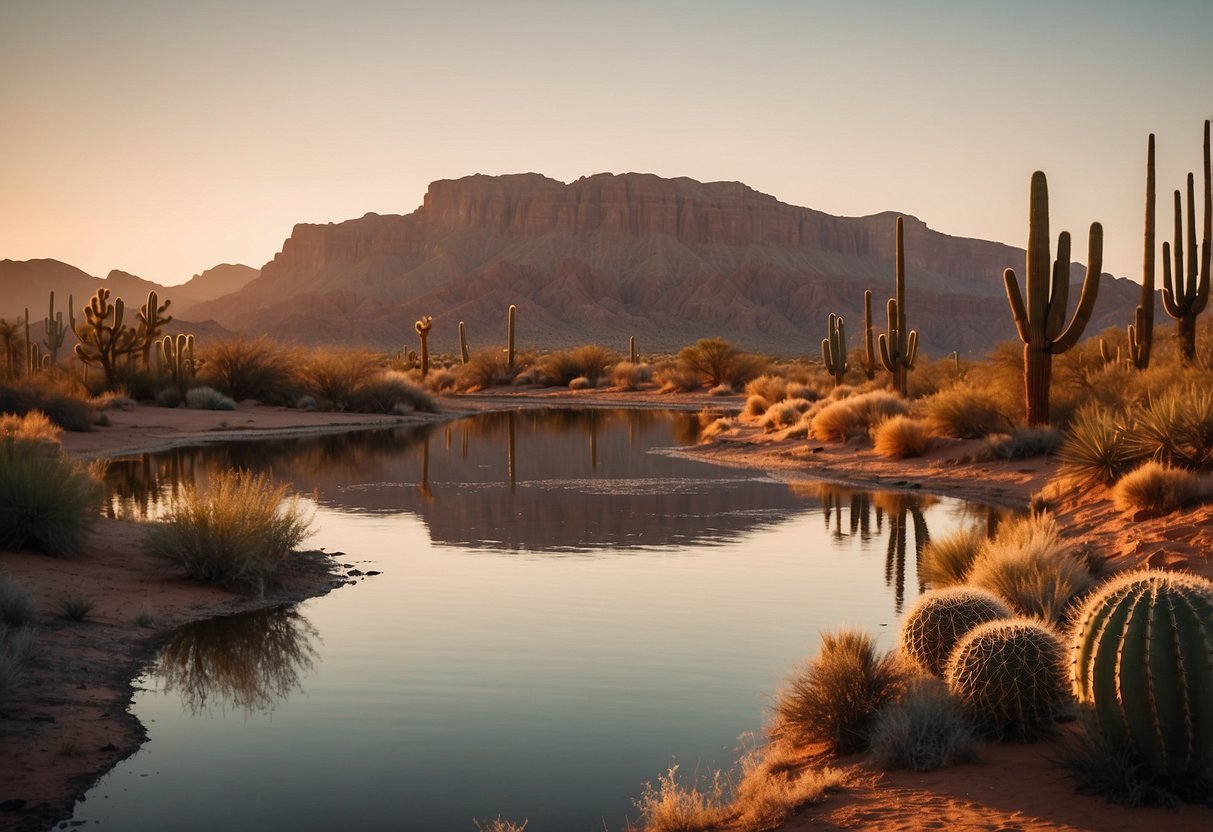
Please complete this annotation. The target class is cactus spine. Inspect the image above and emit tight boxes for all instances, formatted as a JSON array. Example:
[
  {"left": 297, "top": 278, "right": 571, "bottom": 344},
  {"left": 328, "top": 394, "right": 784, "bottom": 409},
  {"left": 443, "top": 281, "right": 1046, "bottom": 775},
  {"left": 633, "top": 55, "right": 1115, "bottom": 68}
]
[
  {"left": 859, "top": 289, "right": 877, "bottom": 380},
  {"left": 506, "top": 304, "right": 516, "bottom": 369},
  {"left": 899, "top": 587, "right": 1012, "bottom": 677},
  {"left": 821, "top": 312, "right": 848, "bottom": 386},
  {"left": 1003, "top": 171, "right": 1103, "bottom": 426},
  {"left": 1070, "top": 570, "right": 1213, "bottom": 783},
  {"left": 42, "top": 291, "right": 73, "bottom": 366},
  {"left": 1161, "top": 120, "right": 1210, "bottom": 363},
  {"left": 458, "top": 321, "right": 469, "bottom": 364},
  {"left": 159, "top": 333, "right": 196, "bottom": 390},
  {"left": 414, "top": 315, "right": 432, "bottom": 379},
  {"left": 878, "top": 217, "right": 918, "bottom": 395},
  {"left": 73, "top": 288, "right": 139, "bottom": 383},
  {"left": 136, "top": 290, "right": 172, "bottom": 369}
]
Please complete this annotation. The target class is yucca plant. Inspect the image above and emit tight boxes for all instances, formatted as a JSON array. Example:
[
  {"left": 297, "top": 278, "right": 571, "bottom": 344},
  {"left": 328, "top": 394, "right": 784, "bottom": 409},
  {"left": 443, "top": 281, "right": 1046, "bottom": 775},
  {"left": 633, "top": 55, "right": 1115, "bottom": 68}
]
[{"left": 1057, "top": 405, "right": 1142, "bottom": 484}]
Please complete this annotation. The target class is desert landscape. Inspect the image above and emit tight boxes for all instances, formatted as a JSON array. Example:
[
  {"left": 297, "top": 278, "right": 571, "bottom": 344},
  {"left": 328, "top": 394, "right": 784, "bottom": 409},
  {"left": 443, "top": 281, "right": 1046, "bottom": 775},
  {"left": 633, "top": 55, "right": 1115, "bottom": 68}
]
[{"left": 3, "top": 3, "right": 1213, "bottom": 832}]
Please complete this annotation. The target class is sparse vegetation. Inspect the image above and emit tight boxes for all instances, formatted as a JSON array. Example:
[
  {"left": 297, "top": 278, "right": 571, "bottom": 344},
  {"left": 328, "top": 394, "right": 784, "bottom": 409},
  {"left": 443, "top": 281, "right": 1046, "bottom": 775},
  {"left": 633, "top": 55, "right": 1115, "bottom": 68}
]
[
  {"left": 0, "top": 433, "right": 102, "bottom": 555},
  {"left": 809, "top": 390, "right": 910, "bottom": 442},
  {"left": 0, "top": 572, "right": 36, "bottom": 626},
  {"left": 924, "top": 385, "right": 1012, "bottom": 438},
  {"left": 872, "top": 415, "right": 934, "bottom": 459},
  {"left": 0, "top": 623, "right": 35, "bottom": 699},
  {"left": 57, "top": 593, "right": 95, "bottom": 621},
  {"left": 539, "top": 345, "right": 617, "bottom": 387},
  {"left": 1111, "top": 460, "right": 1205, "bottom": 515},
  {"left": 868, "top": 678, "right": 982, "bottom": 771},
  {"left": 185, "top": 385, "right": 237, "bottom": 411},
  {"left": 918, "top": 527, "right": 986, "bottom": 587},
  {"left": 676, "top": 338, "right": 766, "bottom": 389},
  {"left": 348, "top": 371, "right": 435, "bottom": 413},
  {"left": 198, "top": 336, "right": 300, "bottom": 405}
]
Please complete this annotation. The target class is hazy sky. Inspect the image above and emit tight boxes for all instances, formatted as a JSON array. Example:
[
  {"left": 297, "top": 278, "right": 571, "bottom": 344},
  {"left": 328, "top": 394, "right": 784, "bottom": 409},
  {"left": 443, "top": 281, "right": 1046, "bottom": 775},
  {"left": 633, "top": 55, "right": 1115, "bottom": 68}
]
[{"left": 2, "top": 0, "right": 1210, "bottom": 285}]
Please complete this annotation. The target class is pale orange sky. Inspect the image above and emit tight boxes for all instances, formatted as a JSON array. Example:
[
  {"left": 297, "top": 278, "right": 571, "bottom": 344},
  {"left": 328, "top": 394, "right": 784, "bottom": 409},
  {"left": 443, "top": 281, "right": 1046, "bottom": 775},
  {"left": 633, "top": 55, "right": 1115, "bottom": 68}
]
[{"left": 1, "top": 0, "right": 1210, "bottom": 285}]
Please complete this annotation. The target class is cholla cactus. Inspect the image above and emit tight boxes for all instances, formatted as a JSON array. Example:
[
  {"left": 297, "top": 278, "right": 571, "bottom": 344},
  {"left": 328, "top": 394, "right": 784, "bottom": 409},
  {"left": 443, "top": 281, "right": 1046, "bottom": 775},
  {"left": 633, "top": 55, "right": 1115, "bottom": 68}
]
[
  {"left": 899, "top": 587, "right": 1012, "bottom": 677},
  {"left": 1069, "top": 570, "right": 1213, "bottom": 783},
  {"left": 73, "top": 288, "right": 139, "bottom": 383},
  {"left": 945, "top": 617, "right": 1069, "bottom": 740}
]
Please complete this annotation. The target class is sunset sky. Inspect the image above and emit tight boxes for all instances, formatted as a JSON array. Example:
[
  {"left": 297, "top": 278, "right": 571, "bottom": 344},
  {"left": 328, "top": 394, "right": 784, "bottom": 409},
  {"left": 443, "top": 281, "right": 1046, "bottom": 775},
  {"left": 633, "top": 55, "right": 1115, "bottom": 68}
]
[{"left": 2, "top": 0, "right": 1210, "bottom": 285}]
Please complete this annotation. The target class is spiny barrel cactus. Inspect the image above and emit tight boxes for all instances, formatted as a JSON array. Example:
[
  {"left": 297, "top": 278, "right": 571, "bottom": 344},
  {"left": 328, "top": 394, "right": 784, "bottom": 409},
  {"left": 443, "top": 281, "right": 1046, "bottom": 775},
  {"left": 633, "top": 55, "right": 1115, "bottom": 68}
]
[
  {"left": 821, "top": 312, "right": 848, "bottom": 386},
  {"left": 1069, "top": 569, "right": 1213, "bottom": 783},
  {"left": 900, "top": 587, "right": 1013, "bottom": 677},
  {"left": 1003, "top": 171, "right": 1103, "bottom": 425},
  {"left": 945, "top": 617, "right": 1069, "bottom": 740}
]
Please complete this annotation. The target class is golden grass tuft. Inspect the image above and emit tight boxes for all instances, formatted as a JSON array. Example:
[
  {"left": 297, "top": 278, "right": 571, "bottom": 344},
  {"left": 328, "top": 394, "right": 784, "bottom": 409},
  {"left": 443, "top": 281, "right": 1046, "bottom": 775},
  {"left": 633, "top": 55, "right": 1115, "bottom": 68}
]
[
  {"left": 0, "top": 410, "right": 62, "bottom": 445},
  {"left": 473, "top": 818, "right": 528, "bottom": 832},
  {"left": 1111, "top": 460, "right": 1205, "bottom": 516},
  {"left": 810, "top": 390, "right": 910, "bottom": 442},
  {"left": 924, "top": 384, "right": 1013, "bottom": 438},
  {"left": 0, "top": 437, "right": 102, "bottom": 555},
  {"left": 872, "top": 416, "right": 935, "bottom": 459},
  {"left": 919, "top": 526, "right": 986, "bottom": 587}
]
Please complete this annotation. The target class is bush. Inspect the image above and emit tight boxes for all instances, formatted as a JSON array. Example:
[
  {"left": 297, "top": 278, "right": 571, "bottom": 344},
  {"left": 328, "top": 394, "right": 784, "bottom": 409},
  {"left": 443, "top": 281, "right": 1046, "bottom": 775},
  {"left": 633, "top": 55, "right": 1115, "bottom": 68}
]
[
  {"left": 810, "top": 391, "right": 910, "bottom": 442},
  {"left": 676, "top": 338, "right": 767, "bottom": 388},
  {"left": 1058, "top": 405, "right": 1141, "bottom": 485},
  {"left": 745, "top": 374, "right": 788, "bottom": 403},
  {"left": 872, "top": 416, "right": 934, "bottom": 459},
  {"left": 539, "top": 345, "right": 617, "bottom": 387},
  {"left": 0, "top": 439, "right": 102, "bottom": 555},
  {"left": 302, "top": 349, "right": 380, "bottom": 410},
  {"left": 924, "top": 385, "right": 1013, "bottom": 439},
  {"left": 57, "top": 593, "right": 95, "bottom": 621},
  {"left": 759, "top": 398, "right": 813, "bottom": 432},
  {"left": 611, "top": 361, "right": 652, "bottom": 390},
  {"left": 198, "top": 336, "right": 300, "bottom": 405},
  {"left": 969, "top": 426, "right": 1062, "bottom": 461},
  {"left": 1122, "top": 384, "right": 1213, "bottom": 472},
  {"left": 457, "top": 349, "right": 517, "bottom": 390},
  {"left": 0, "top": 572, "right": 36, "bottom": 626},
  {"left": 142, "top": 470, "right": 314, "bottom": 593},
  {"left": 185, "top": 386, "right": 237, "bottom": 411},
  {"left": 966, "top": 513, "right": 1094, "bottom": 622},
  {"left": 919, "top": 527, "right": 986, "bottom": 587},
  {"left": 1055, "top": 722, "right": 1197, "bottom": 807},
  {"left": 1111, "top": 460, "right": 1205, "bottom": 516},
  {"left": 655, "top": 364, "right": 705, "bottom": 393},
  {"left": 743, "top": 394, "right": 771, "bottom": 419},
  {"left": 0, "top": 623, "right": 35, "bottom": 700},
  {"left": 0, "top": 410, "right": 61, "bottom": 445},
  {"left": 155, "top": 387, "right": 183, "bottom": 408},
  {"left": 349, "top": 372, "right": 436, "bottom": 413},
  {"left": 771, "top": 628, "right": 908, "bottom": 754},
  {"left": 868, "top": 679, "right": 981, "bottom": 771}
]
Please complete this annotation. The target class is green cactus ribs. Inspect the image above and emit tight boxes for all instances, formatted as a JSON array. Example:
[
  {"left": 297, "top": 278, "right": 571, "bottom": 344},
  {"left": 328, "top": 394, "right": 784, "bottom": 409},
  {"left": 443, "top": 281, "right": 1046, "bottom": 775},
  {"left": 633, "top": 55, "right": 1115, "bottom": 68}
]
[
  {"left": 822, "top": 312, "right": 848, "bottom": 387},
  {"left": 1002, "top": 171, "right": 1102, "bottom": 426},
  {"left": 878, "top": 217, "right": 918, "bottom": 396},
  {"left": 1070, "top": 569, "right": 1213, "bottom": 786}
]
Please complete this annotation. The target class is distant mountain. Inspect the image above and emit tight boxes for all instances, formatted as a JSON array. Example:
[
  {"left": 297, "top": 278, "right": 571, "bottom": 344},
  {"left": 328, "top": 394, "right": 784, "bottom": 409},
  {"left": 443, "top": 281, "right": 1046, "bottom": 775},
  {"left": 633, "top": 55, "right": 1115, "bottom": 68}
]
[
  {"left": 175, "top": 264, "right": 261, "bottom": 309},
  {"left": 184, "top": 172, "right": 1149, "bottom": 357}
]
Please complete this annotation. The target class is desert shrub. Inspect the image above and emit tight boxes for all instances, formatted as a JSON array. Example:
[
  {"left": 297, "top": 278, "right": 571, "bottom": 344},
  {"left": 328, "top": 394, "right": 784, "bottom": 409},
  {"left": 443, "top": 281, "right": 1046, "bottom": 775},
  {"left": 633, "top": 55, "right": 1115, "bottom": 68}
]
[
  {"left": 198, "top": 336, "right": 300, "bottom": 405},
  {"left": 771, "top": 628, "right": 909, "bottom": 755},
  {"left": 0, "top": 380, "right": 95, "bottom": 432},
  {"left": 568, "top": 376, "right": 593, "bottom": 390},
  {"left": 707, "top": 382, "right": 734, "bottom": 396},
  {"left": 632, "top": 766, "right": 731, "bottom": 831},
  {"left": 759, "top": 398, "right": 813, "bottom": 432},
  {"left": 539, "top": 345, "right": 617, "bottom": 387},
  {"left": 473, "top": 818, "right": 528, "bottom": 832},
  {"left": 57, "top": 593, "right": 95, "bottom": 621},
  {"left": 0, "top": 410, "right": 62, "bottom": 445},
  {"left": 142, "top": 470, "right": 314, "bottom": 594},
  {"left": 457, "top": 349, "right": 517, "bottom": 390},
  {"left": 699, "top": 417, "right": 738, "bottom": 442},
  {"left": 1122, "top": 384, "right": 1213, "bottom": 472},
  {"left": 676, "top": 338, "right": 767, "bottom": 389},
  {"left": 0, "top": 438, "right": 102, "bottom": 555},
  {"left": 655, "top": 364, "right": 705, "bottom": 393},
  {"left": 944, "top": 617, "right": 1069, "bottom": 741},
  {"left": 966, "top": 513, "right": 1094, "bottom": 622},
  {"left": 924, "top": 385, "right": 1012, "bottom": 438},
  {"left": 0, "top": 572, "right": 36, "bottom": 626},
  {"left": 969, "top": 426, "right": 1062, "bottom": 461},
  {"left": 422, "top": 367, "right": 458, "bottom": 393},
  {"left": 1055, "top": 721, "right": 1197, "bottom": 807},
  {"left": 868, "top": 679, "right": 981, "bottom": 771},
  {"left": 745, "top": 374, "right": 788, "bottom": 403},
  {"left": 898, "top": 587, "right": 1012, "bottom": 676},
  {"left": 810, "top": 390, "right": 910, "bottom": 442},
  {"left": 963, "top": 340, "right": 1028, "bottom": 425},
  {"left": 1057, "top": 405, "right": 1141, "bottom": 485},
  {"left": 155, "top": 387, "right": 183, "bottom": 408},
  {"left": 349, "top": 372, "right": 435, "bottom": 413},
  {"left": 185, "top": 386, "right": 237, "bottom": 411},
  {"left": 611, "top": 361, "right": 652, "bottom": 390},
  {"left": 743, "top": 394, "right": 770, "bottom": 419},
  {"left": 302, "top": 349, "right": 380, "bottom": 410},
  {"left": 0, "top": 623, "right": 35, "bottom": 699},
  {"left": 106, "top": 365, "right": 165, "bottom": 402},
  {"left": 918, "top": 527, "right": 986, "bottom": 587},
  {"left": 1111, "top": 460, "right": 1204, "bottom": 515},
  {"left": 730, "top": 745, "right": 849, "bottom": 829},
  {"left": 872, "top": 416, "right": 934, "bottom": 459}
]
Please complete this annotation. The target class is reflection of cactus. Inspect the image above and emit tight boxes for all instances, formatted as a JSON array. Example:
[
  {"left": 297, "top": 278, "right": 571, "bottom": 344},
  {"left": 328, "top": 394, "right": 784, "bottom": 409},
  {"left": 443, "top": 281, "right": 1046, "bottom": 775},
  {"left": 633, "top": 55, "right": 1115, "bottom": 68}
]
[
  {"left": 136, "top": 290, "right": 173, "bottom": 369},
  {"left": 822, "top": 313, "right": 848, "bottom": 386},
  {"left": 946, "top": 617, "right": 1068, "bottom": 740},
  {"left": 1003, "top": 171, "right": 1103, "bottom": 425},
  {"left": 160, "top": 334, "right": 196, "bottom": 390},
  {"left": 1070, "top": 570, "right": 1213, "bottom": 782},
  {"left": 73, "top": 288, "right": 139, "bottom": 383},
  {"left": 878, "top": 217, "right": 918, "bottom": 396},
  {"left": 859, "top": 290, "right": 877, "bottom": 380},
  {"left": 42, "top": 291, "right": 73, "bottom": 366},
  {"left": 885, "top": 497, "right": 930, "bottom": 614},
  {"left": 415, "top": 315, "right": 432, "bottom": 379},
  {"left": 459, "top": 321, "right": 470, "bottom": 364},
  {"left": 507, "top": 304, "right": 516, "bottom": 368},
  {"left": 1161, "top": 121, "right": 1210, "bottom": 364},
  {"left": 900, "top": 587, "right": 1012, "bottom": 676}
]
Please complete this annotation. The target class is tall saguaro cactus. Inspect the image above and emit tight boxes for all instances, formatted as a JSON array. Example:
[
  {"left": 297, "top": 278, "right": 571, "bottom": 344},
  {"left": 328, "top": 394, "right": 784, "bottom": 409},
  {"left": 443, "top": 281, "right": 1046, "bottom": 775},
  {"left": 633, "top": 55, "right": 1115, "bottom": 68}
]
[
  {"left": 878, "top": 217, "right": 918, "bottom": 395},
  {"left": 1161, "top": 120, "right": 1210, "bottom": 364},
  {"left": 458, "top": 321, "right": 470, "bottom": 364},
  {"left": 506, "top": 304, "right": 516, "bottom": 369},
  {"left": 136, "top": 290, "right": 173, "bottom": 369},
  {"left": 859, "top": 289, "right": 877, "bottom": 380},
  {"left": 73, "top": 288, "right": 139, "bottom": 384},
  {"left": 1003, "top": 171, "right": 1103, "bottom": 426},
  {"left": 1107, "top": 134, "right": 1156, "bottom": 369},
  {"left": 42, "top": 291, "right": 73, "bottom": 366},
  {"left": 414, "top": 315, "right": 432, "bottom": 379},
  {"left": 821, "top": 313, "right": 848, "bottom": 386}
]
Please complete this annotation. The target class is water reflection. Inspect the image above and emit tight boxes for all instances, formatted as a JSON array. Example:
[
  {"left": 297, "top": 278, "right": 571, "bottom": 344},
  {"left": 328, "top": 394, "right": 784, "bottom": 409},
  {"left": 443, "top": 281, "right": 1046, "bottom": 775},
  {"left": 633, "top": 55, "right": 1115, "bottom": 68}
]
[{"left": 155, "top": 605, "right": 319, "bottom": 716}]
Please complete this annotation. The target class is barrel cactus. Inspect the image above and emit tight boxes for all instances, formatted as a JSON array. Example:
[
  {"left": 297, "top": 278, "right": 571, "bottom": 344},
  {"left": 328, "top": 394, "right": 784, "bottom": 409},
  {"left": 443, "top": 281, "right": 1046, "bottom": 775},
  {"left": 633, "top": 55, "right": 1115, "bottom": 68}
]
[
  {"left": 945, "top": 617, "right": 1069, "bottom": 740},
  {"left": 1069, "top": 569, "right": 1213, "bottom": 784},
  {"left": 900, "top": 587, "right": 1013, "bottom": 676}
]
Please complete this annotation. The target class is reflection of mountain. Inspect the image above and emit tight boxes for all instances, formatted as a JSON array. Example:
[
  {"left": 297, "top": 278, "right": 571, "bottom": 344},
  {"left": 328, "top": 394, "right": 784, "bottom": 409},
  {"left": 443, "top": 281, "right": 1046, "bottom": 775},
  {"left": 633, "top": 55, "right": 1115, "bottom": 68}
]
[{"left": 155, "top": 605, "right": 318, "bottom": 716}]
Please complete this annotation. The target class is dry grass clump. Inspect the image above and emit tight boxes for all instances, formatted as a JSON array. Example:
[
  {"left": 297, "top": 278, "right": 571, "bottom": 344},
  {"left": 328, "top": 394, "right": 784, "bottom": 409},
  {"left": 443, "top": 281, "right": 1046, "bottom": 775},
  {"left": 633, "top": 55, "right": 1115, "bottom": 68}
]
[
  {"left": 539, "top": 344, "right": 618, "bottom": 387},
  {"left": 56, "top": 593, "right": 95, "bottom": 621},
  {"left": 142, "top": 470, "right": 314, "bottom": 594},
  {"left": 969, "top": 426, "right": 1062, "bottom": 461},
  {"left": 0, "top": 437, "right": 102, "bottom": 555},
  {"left": 301, "top": 348, "right": 381, "bottom": 410},
  {"left": 872, "top": 416, "right": 934, "bottom": 459},
  {"left": 457, "top": 349, "right": 518, "bottom": 390},
  {"left": 422, "top": 367, "right": 458, "bottom": 392},
  {"left": 473, "top": 818, "right": 528, "bottom": 832},
  {"left": 0, "top": 410, "right": 62, "bottom": 445},
  {"left": 699, "top": 416, "right": 738, "bottom": 442},
  {"left": 0, "top": 623, "right": 35, "bottom": 700},
  {"left": 676, "top": 338, "right": 767, "bottom": 389},
  {"left": 1111, "top": 460, "right": 1205, "bottom": 516},
  {"left": 1055, "top": 720, "right": 1201, "bottom": 808},
  {"left": 1057, "top": 405, "right": 1138, "bottom": 485},
  {"left": 810, "top": 391, "right": 910, "bottom": 443},
  {"left": 966, "top": 513, "right": 1094, "bottom": 622},
  {"left": 632, "top": 766, "right": 731, "bottom": 831},
  {"left": 771, "top": 628, "right": 908, "bottom": 755},
  {"left": 655, "top": 364, "right": 705, "bottom": 393},
  {"left": 868, "top": 678, "right": 982, "bottom": 771},
  {"left": 0, "top": 382, "right": 95, "bottom": 432},
  {"left": 612, "top": 361, "right": 653, "bottom": 390},
  {"left": 924, "top": 385, "right": 1013, "bottom": 439},
  {"left": 0, "top": 571, "right": 35, "bottom": 626},
  {"left": 919, "top": 527, "right": 987, "bottom": 587},
  {"left": 348, "top": 371, "right": 435, "bottom": 413},
  {"left": 744, "top": 374, "right": 788, "bottom": 403},
  {"left": 759, "top": 398, "right": 813, "bottom": 432},
  {"left": 185, "top": 386, "right": 237, "bottom": 411},
  {"left": 198, "top": 336, "right": 300, "bottom": 405},
  {"left": 742, "top": 394, "right": 770, "bottom": 419}
]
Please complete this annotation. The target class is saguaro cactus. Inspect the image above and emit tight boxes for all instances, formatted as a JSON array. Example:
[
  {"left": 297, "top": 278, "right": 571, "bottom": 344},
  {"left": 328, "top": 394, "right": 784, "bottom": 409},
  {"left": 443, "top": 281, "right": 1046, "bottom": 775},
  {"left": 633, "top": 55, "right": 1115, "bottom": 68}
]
[
  {"left": 506, "top": 304, "right": 516, "bottom": 369},
  {"left": 1070, "top": 570, "right": 1213, "bottom": 784},
  {"left": 1003, "top": 171, "right": 1103, "bottom": 425},
  {"left": 859, "top": 289, "right": 877, "bottom": 380},
  {"left": 878, "top": 217, "right": 918, "bottom": 396},
  {"left": 629, "top": 335, "right": 638, "bottom": 365},
  {"left": 1161, "top": 120, "right": 1210, "bottom": 363},
  {"left": 73, "top": 288, "right": 139, "bottom": 383},
  {"left": 159, "top": 333, "right": 196, "bottom": 390},
  {"left": 42, "top": 291, "right": 73, "bottom": 366},
  {"left": 136, "top": 290, "right": 173, "bottom": 369},
  {"left": 414, "top": 315, "right": 432, "bottom": 379},
  {"left": 458, "top": 321, "right": 470, "bottom": 364},
  {"left": 1131, "top": 134, "right": 1157, "bottom": 368},
  {"left": 821, "top": 312, "right": 848, "bottom": 386}
]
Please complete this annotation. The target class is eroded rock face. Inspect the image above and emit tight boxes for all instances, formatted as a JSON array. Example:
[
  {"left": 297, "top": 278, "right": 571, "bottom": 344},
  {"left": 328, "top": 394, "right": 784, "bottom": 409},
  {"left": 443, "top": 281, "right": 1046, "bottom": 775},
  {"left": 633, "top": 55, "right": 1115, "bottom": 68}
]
[{"left": 186, "top": 172, "right": 1141, "bottom": 356}]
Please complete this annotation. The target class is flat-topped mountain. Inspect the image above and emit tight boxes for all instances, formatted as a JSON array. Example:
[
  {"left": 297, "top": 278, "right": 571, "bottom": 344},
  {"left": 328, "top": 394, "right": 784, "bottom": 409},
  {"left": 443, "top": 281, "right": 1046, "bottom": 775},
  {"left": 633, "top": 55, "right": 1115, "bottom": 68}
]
[{"left": 184, "top": 172, "right": 1146, "bottom": 357}]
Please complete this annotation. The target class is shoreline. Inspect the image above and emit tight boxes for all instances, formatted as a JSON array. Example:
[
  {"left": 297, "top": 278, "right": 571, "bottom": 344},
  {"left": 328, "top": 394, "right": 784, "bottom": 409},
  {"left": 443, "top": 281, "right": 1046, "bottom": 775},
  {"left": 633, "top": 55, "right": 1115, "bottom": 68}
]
[{"left": 2, "top": 392, "right": 1210, "bottom": 831}]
